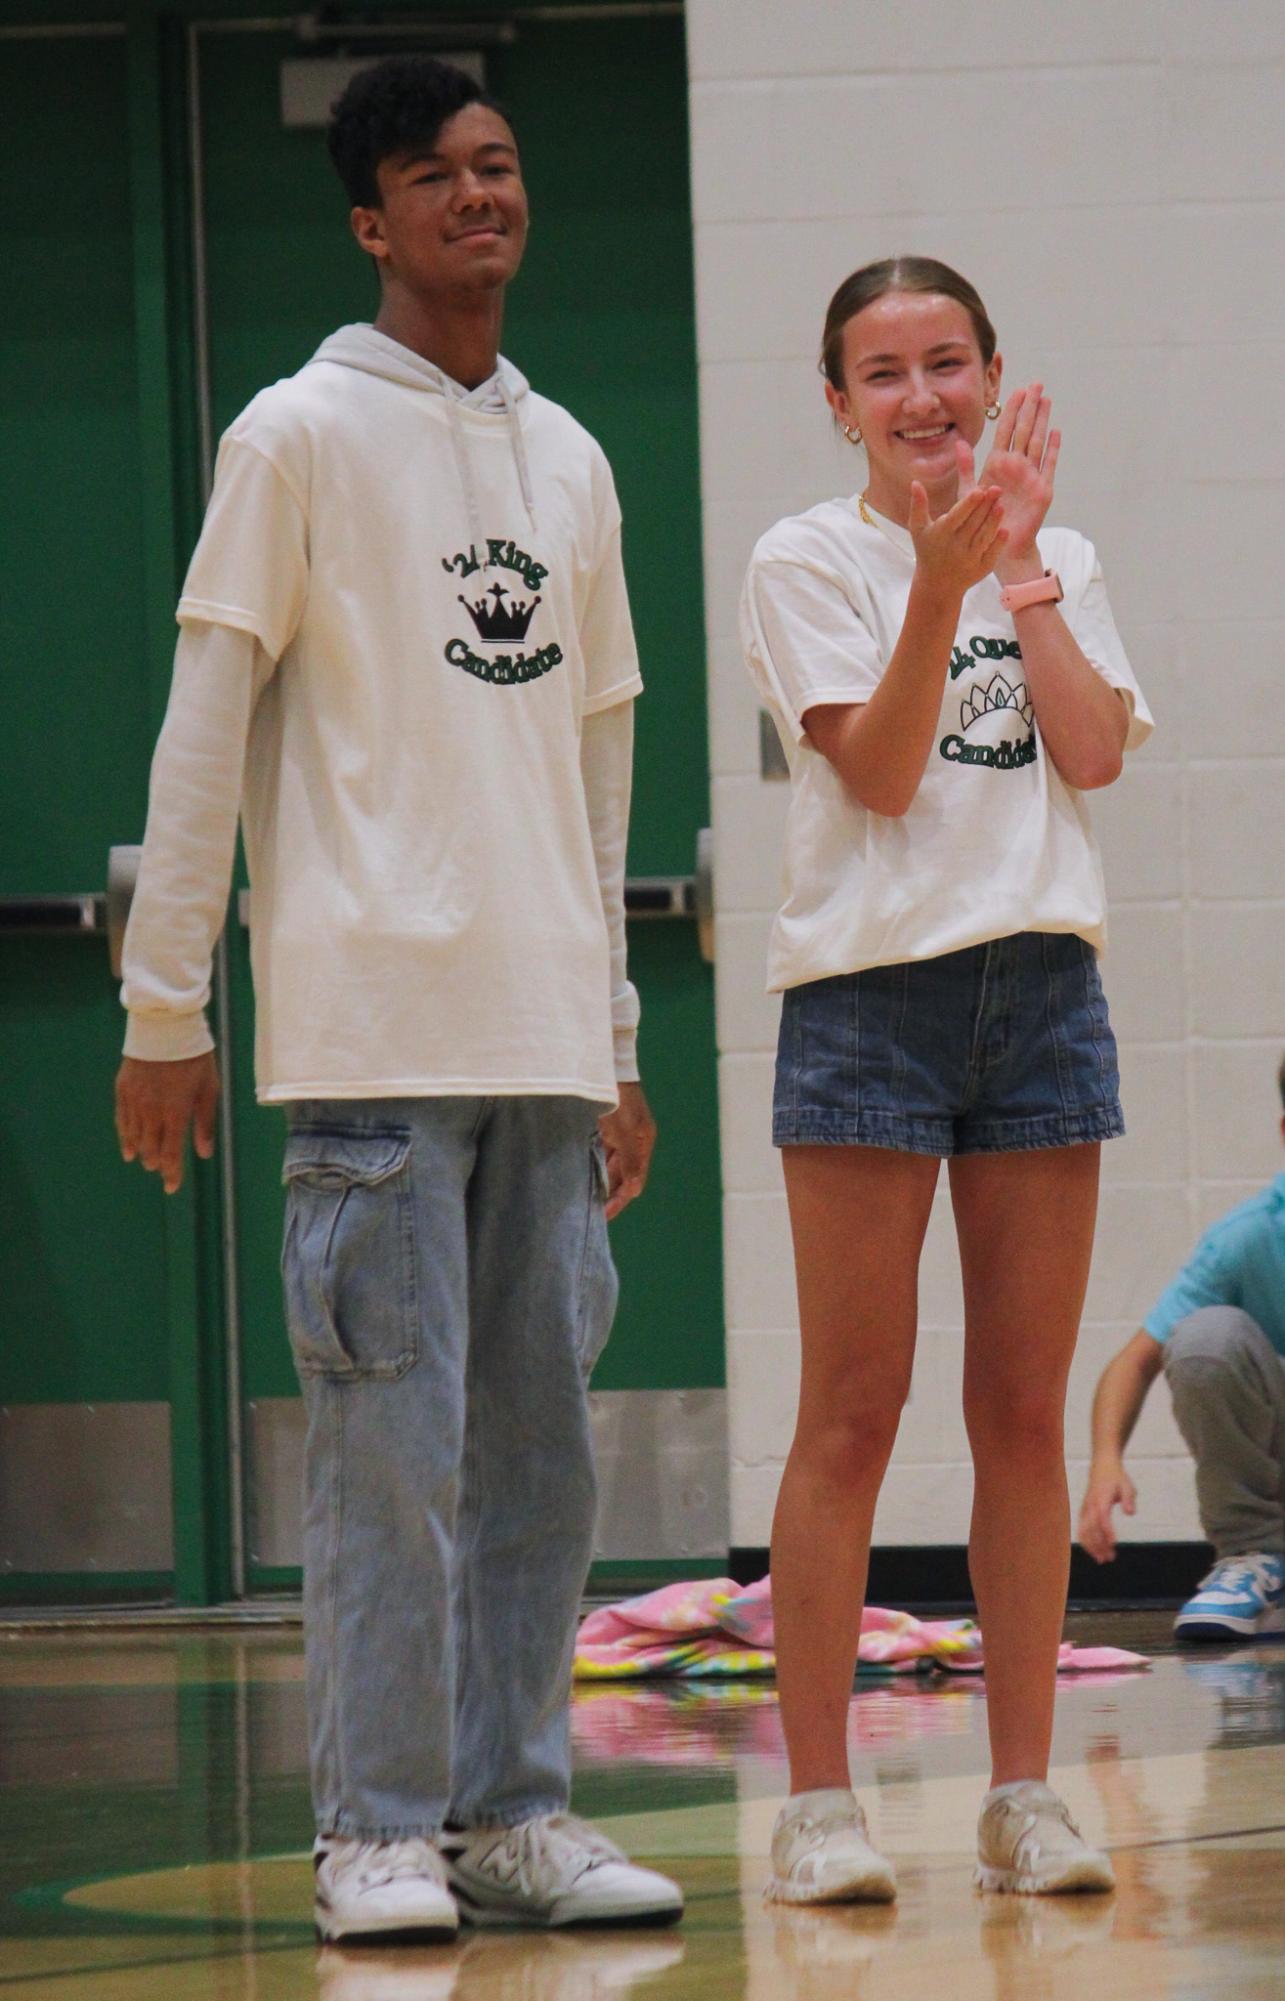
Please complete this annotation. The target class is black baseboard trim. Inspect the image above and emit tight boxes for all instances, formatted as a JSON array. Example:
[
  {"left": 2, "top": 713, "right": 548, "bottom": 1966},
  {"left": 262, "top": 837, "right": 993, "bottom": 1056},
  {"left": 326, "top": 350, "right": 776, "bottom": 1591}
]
[{"left": 728, "top": 1542, "right": 1213, "bottom": 1612}]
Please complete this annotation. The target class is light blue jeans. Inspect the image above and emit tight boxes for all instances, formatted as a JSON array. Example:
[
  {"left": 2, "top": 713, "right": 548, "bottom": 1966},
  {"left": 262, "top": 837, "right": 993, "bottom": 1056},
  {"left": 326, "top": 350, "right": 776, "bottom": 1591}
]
[{"left": 280, "top": 1095, "right": 617, "bottom": 1841}]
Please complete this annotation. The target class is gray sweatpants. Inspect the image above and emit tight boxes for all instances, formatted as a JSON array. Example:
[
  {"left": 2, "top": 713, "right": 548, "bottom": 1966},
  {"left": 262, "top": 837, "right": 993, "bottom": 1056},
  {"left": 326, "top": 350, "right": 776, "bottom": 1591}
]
[{"left": 1164, "top": 1307, "right": 1285, "bottom": 1559}]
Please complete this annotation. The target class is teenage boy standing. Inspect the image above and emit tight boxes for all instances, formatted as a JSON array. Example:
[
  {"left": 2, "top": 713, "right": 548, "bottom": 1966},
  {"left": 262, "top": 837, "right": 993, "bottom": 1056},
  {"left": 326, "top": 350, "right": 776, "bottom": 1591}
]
[{"left": 114, "top": 55, "right": 682, "bottom": 1941}]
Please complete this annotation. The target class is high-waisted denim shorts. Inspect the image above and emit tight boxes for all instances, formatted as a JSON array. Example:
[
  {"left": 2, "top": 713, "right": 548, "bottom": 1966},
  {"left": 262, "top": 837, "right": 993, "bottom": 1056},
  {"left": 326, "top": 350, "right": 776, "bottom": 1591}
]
[{"left": 773, "top": 931, "right": 1124, "bottom": 1157}]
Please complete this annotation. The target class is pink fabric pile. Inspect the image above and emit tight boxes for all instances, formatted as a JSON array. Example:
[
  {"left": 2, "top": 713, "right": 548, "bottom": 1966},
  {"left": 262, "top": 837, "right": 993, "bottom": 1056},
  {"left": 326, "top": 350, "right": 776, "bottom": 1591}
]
[{"left": 574, "top": 1575, "right": 1149, "bottom": 1680}]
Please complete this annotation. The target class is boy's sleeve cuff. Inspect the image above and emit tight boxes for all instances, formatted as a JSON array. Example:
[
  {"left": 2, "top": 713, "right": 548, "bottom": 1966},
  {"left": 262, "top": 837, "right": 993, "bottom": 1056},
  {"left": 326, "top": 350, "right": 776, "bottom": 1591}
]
[{"left": 123, "top": 1011, "right": 216, "bottom": 1063}]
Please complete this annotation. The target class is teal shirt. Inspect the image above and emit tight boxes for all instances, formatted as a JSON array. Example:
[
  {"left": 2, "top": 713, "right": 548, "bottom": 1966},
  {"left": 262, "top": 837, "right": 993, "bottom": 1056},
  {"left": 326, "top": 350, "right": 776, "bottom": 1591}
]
[{"left": 1145, "top": 1174, "right": 1285, "bottom": 1359}]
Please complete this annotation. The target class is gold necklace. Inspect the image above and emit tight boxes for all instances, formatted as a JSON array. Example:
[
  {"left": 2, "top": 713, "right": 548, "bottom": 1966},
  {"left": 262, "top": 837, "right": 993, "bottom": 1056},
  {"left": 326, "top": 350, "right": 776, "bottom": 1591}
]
[{"left": 857, "top": 491, "right": 915, "bottom": 551}]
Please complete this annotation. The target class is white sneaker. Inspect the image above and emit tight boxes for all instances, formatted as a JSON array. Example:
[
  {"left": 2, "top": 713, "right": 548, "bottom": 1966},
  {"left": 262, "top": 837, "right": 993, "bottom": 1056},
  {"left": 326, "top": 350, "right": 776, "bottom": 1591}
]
[
  {"left": 975, "top": 1783, "right": 1115, "bottom": 1895},
  {"left": 766, "top": 1789, "right": 897, "bottom": 1905},
  {"left": 442, "top": 1813, "right": 683, "bottom": 1929},
  {"left": 314, "top": 1836, "right": 460, "bottom": 1943}
]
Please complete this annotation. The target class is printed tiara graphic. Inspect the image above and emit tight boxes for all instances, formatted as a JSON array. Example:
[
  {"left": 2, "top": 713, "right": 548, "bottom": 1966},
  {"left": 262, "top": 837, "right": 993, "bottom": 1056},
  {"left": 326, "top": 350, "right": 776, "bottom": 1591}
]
[
  {"left": 960, "top": 673, "right": 1033, "bottom": 733},
  {"left": 457, "top": 581, "right": 542, "bottom": 643},
  {"left": 939, "top": 666, "right": 1037, "bottom": 771}
]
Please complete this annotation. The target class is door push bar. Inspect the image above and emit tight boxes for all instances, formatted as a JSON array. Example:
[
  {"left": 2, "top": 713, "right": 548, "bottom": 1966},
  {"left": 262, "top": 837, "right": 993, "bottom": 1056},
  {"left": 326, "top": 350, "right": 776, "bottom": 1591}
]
[
  {"left": 1, "top": 831, "right": 716, "bottom": 973},
  {"left": 0, "top": 894, "right": 105, "bottom": 935},
  {"left": 0, "top": 847, "right": 140, "bottom": 976}
]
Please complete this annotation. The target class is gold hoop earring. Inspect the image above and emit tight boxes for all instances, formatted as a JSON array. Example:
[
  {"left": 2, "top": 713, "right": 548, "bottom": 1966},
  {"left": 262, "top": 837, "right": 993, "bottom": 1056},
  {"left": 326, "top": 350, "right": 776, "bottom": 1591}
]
[
  {"left": 842, "top": 424, "right": 862, "bottom": 445},
  {"left": 985, "top": 402, "right": 1001, "bottom": 421}
]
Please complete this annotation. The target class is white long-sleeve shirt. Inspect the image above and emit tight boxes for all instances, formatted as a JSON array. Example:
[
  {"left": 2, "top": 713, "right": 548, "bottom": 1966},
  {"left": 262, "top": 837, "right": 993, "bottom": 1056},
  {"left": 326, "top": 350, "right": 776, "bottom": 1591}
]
[{"left": 123, "top": 621, "right": 640, "bottom": 1087}]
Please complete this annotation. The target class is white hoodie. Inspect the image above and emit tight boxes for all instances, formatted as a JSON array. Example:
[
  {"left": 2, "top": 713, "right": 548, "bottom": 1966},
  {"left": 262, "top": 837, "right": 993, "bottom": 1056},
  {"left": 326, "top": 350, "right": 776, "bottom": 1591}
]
[{"left": 122, "top": 325, "right": 642, "bottom": 1104}]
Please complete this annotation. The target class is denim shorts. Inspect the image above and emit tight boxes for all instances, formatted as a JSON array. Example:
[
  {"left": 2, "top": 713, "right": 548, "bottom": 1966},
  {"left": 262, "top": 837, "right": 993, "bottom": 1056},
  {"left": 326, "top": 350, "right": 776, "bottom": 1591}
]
[{"left": 773, "top": 931, "right": 1124, "bottom": 1157}]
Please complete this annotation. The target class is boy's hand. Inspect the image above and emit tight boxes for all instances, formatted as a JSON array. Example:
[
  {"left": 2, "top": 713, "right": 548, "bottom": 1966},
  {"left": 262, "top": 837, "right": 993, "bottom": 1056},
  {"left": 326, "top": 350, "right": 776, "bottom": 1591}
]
[
  {"left": 1077, "top": 1461, "right": 1137, "bottom": 1564},
  {"left": 115, "top": 1052, "right": 220, "bottom": 1196},
  {"left": 598, "top": 1081, "right": 656, "bottom": 1220}
]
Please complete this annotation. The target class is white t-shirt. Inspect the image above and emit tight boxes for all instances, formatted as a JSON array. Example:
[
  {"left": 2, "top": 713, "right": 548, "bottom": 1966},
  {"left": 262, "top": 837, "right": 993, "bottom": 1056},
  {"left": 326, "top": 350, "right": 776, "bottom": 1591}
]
[
  {"left": 129, "top": 326, "right": 642, "bottom": 1103},
  {"left": 740, "top": 498, "right": 1152, "bottom": 992}
]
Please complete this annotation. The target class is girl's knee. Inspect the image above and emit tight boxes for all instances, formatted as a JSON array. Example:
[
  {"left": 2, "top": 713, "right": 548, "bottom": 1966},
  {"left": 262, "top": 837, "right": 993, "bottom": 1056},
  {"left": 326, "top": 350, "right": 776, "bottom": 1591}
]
[
  {"left": 965, "top": 1390, "right": 1066, "bottom": 1466},
  {"left": 793, "top": 1400, "right": 906, "bottom": 1489}
]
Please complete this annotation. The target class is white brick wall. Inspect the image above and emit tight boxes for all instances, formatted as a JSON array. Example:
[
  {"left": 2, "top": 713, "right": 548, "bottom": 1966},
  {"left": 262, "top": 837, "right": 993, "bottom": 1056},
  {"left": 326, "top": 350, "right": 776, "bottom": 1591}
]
[{"left": 687, "top": 1, "right": 1285, "bottom": 1550}]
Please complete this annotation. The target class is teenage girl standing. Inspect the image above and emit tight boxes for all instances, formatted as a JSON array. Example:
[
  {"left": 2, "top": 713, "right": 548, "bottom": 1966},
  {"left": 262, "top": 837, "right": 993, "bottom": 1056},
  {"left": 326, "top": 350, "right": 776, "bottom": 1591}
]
[{"left": 740, "top": 257, "right": 1153, "bottom": 1902}]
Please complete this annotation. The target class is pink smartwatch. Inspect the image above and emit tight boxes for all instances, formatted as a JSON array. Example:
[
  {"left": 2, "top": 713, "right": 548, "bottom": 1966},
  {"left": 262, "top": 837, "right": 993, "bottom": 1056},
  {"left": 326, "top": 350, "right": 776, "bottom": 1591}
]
[{"left": 999, "top": 570, "right": 1063, "bottom": 613}]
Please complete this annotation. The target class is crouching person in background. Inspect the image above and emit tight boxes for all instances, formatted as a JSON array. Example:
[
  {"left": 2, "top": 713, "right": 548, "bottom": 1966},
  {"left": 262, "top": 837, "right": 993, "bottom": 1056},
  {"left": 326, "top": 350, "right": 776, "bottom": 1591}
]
[{"left": 1079, "top": 1055, "right": 1285, "bottom": 1641}]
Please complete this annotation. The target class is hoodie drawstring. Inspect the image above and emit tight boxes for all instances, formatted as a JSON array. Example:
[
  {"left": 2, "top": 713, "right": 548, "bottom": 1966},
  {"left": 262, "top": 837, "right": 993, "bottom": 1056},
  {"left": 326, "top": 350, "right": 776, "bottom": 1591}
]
[
  {"left": 443, "top": 390, "right": 485, "bottom": 557},
  {"left": 444, "top": 370, "right": 536, "bottom": 551},
  {"left": 307, "top": 327, "right": 536, "bottom": 546},
  {"left": 498, "top": 371, "right": 538, "bottom": 531}
]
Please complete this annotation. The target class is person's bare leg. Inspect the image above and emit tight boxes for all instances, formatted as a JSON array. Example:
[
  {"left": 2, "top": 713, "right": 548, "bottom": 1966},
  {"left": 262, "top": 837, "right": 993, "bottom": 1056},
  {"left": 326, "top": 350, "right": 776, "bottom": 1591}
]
[
  {"left": 950, "top": 1143, "right": 1100, "bottom": 1786},
  {"left": 772, "top": 1145, "right": 940, "bottom": 1793}
]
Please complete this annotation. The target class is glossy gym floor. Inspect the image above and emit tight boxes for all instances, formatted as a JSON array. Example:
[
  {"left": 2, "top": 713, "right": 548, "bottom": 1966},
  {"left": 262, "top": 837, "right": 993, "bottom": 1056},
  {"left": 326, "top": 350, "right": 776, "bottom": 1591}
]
[{"left": 2, "top": 1611, "right": 1282, "bottom": 1999}]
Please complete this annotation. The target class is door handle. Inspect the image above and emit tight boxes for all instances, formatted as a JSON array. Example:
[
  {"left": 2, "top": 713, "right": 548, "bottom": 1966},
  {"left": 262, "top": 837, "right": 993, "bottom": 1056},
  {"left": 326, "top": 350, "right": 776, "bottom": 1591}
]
[
  {"left": 623, "top": 877, "right": 694, "bottom": 917},
  {"left": 617, "top": 828, "right": 714, "bottom": 961},
  {"left": 0, "top": 845, "right": 140, "bottom": 979},
  {"left": 0, "top": 894, "right": 105, "bottom": 936}
]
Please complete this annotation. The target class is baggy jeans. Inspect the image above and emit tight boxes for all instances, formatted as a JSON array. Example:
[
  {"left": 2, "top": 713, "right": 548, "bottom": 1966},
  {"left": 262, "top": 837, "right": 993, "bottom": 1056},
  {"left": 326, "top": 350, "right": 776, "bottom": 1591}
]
[
  {"left": 280, "top": 1095, "right": 618, "bottom": 1841},
  {"left": 1164, "top": 1307, "right": 1285, "bottom": 1560}
]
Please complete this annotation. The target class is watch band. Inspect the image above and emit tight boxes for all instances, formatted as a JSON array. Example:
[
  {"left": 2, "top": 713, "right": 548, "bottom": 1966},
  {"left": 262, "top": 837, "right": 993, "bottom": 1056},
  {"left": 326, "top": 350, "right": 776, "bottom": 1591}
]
[{"left": 999, "top": 570, "right": 1063, "bottom": 613}]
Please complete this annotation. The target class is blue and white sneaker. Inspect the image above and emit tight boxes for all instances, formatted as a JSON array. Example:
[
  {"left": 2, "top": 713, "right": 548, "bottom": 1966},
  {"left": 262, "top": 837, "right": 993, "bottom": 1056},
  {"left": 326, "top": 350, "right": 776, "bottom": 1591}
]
[{"left": 1174, "top": 1552, "right": 1285, "bottom": 1642}]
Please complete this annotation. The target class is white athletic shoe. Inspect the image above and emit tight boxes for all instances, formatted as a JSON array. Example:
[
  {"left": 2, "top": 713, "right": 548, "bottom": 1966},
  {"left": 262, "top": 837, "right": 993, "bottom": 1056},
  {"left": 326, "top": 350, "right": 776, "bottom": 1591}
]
[
  {"left": 442, "top": 1812, "right": 683, "bottom": 1928},
  {"left": 974, "top": 1782, "right": 1115, "bottom": 1895},
  {"left": 766, "top": 1789, "right": 897, "bottom": 1905},
  {"left": 314, "top": 1835, "right": 460, "bottom": 1943}
]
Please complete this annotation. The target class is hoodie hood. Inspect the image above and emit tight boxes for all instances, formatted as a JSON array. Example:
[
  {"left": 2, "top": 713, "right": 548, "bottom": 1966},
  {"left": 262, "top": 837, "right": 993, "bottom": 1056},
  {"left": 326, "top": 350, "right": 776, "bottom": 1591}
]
[
  {"left": 311, "top": 323, "right": 530, "bottom": 406},
  {"left": 310, "top": 323, "right": 536, "bottom": 546}
]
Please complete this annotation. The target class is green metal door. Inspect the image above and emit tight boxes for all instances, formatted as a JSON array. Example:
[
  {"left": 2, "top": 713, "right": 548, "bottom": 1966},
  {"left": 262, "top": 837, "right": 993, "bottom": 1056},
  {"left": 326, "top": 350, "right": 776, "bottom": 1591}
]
[
  {"left": 196, "top": 14, "right": 725, "bottom": 1592},
  {"left": 0, "top": 24, "right": 227, "bottom": 1605},
  {"left": 0, "top": 5, "right": 723, "bottom": 1608}
]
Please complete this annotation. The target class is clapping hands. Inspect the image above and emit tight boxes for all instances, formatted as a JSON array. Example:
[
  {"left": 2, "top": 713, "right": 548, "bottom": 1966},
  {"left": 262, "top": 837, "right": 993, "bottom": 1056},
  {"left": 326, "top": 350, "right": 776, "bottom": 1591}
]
[
  {"left": 906, "top": 473, "right": 1007, "bottom": 597},
  {"left": 908, "top": 383, "right": 1058, "bottom": 600},
  {"left": 971, "top": 381, "right": 1061, "bottom": 569}
]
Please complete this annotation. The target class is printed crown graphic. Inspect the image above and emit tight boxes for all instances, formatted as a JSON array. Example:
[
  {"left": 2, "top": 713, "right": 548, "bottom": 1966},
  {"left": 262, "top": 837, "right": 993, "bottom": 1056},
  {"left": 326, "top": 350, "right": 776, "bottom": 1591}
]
[
  {"left": 458, "top": 581, "right": 542, "bottom": 642},
  {"left": 961, "top": 673, "right": 1033, "bottom": 731}
]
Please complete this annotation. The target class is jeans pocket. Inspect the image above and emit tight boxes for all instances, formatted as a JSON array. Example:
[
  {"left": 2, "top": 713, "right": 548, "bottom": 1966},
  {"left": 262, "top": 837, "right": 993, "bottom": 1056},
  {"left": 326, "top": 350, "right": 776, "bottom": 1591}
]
[
  {"left": 281, "top": 1128, "right": 418, "bottom": 1381},
  {"left": 577, "top": 1136, "right": 619, "bottom": 1381}
]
